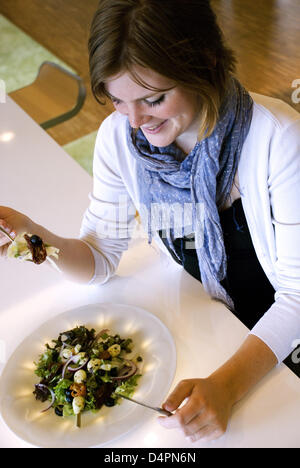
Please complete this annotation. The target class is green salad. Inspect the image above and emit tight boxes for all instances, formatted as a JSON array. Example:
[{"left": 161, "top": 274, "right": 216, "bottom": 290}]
[{"left": 33, "top": 325, "right": 142, "bottom": 427}]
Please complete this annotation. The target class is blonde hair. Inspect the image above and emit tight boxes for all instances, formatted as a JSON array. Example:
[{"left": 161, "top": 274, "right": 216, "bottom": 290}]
[{"left": 88, "top": 0, "right": 236, "bottom": 140}]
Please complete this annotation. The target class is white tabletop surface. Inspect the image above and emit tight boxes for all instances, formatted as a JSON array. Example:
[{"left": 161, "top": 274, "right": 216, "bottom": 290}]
[{"left": 0, "top": 96, "right": 299, "bottom": 448}]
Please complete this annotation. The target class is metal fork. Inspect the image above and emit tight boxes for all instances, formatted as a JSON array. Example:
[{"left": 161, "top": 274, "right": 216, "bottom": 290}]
[
  {"left": 0, "top": 225, "right": 15, "bottom": 243},
  {"left": 116, "top": 393, "right": 173, "bottom": 416}
]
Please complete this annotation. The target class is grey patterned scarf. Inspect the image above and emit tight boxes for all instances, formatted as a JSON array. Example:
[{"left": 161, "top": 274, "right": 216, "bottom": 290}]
[{"left": 127, "top": 77, "right": 253, "bottom": 308}]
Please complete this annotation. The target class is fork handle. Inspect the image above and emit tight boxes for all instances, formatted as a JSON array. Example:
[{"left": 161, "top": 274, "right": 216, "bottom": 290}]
[
  {"left": 0, "top": 225, "right": 14, "bottom": 242},
  {"left": 156, "top": 407, "right": 173, "bottom": 417}
]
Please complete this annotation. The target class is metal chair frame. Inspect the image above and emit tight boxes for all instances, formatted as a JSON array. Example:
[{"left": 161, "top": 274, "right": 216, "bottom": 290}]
[
  {"left": 39, "top": 61, "right": 86, "bottom": 129},
  {"left": 10, "top": 60, "right": 86, "bottom": 130}
]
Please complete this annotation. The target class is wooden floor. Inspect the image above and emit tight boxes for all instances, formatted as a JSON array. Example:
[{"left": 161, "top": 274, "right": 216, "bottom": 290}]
[
  {"left": 1, "top": 0, "right": 299, "bottom": 145},
  {"left": 212, "top": 0, "right": 300, "bottom": 107}
]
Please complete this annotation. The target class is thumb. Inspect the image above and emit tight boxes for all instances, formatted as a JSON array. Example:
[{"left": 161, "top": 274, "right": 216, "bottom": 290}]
[{"left": 162, "top": 380, "right": 194, "bottom": 412}]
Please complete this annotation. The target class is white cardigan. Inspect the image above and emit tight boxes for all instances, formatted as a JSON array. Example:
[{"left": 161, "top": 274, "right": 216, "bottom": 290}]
[{"left": 80, "top": 93, "right": 300, "bottom": 364}]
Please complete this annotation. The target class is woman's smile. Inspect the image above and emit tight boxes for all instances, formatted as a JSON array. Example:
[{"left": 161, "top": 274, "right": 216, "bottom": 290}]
[{"left": 141, "top": 120, "right": 167, "bottom": 134}]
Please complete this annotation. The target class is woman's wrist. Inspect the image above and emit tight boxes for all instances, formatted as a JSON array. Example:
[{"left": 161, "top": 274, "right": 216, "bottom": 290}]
[{"left": 209, "top": 334, "right": 278, "bottom": 406}]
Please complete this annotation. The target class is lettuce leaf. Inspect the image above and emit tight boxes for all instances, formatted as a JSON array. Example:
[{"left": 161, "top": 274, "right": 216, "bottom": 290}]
[
  {"left": 53, "top": 379, "right": 73, "bottom": 405},
  {"left": 114, "top": 374, "right": 142, "bottom": 400}
]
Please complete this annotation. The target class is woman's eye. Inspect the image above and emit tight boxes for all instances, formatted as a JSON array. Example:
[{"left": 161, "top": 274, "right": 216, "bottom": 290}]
[
  {"left": 145, "top": 95, "right": 165, "bottom": 107},
  {"left": 111, "top": 98, "right": 121, "bottom": 106},
  {"left": 111, "top": 94, "right": 165, "bottom": 107}
]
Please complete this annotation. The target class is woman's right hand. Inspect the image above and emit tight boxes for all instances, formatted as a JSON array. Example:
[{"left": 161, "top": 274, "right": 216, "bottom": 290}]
[
  {"left": 0, "top": 206, "right": 95, "bottom": 283},
  {"left": 0, "top": 206, "right": 33, "bottom": 257}
]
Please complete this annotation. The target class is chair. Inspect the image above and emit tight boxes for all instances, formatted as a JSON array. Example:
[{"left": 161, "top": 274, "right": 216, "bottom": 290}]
[{"left": 9, "top": 61, "right": 86, "bottom": 129}]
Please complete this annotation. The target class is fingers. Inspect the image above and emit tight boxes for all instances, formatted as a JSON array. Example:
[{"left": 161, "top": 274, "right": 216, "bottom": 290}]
[
  {"left": 187, "top": 426, "right": 225, "bottom": 443},
  {"left": 0, "top": 237, "right": 9, "bottom": 248},
  {"left": 0, "top": 243, "right": 10, "bottom": 257},
  {"left": 159, "top": 380, "right": 204, "bottom": 435},
  {"left": 158, "top": 396, "right": 205, "bottom": 432},
  {"left": 160, "top": 396, "right": 204, "bottom": 429},
  {"left": 162, "top": 379, "right": 194, "bottom": 412},
  {"left": 158, "top": 378, "right": 230, "bottom": 443},
  {"left": 158, "top": 408, "right": 226, "bottom": 443},
  {"left": 0, "top": 219, "right": 16, "bottom": 248}
]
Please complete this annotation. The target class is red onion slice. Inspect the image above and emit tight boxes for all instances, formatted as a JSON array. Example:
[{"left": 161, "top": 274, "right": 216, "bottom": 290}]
[
  {"left": 111, "top": 360, "right": 137, "bottom": 381},
  {"left": 36, "top": 384, "right": 55, "bottom": 413},
  {"left": 67, "top": 358, "right": 88, "bottom": 372},
  {"left": 59, "top": 343, "right": 67, "bottom": 362},
  {"left": 62, "top": 355, "right": 77, "bottom": 379}
]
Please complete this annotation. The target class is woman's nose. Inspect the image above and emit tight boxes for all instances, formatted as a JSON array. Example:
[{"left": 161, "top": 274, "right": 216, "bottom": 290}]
[{"left": 128, "top": 105, "right": 150, "bottom": 129}]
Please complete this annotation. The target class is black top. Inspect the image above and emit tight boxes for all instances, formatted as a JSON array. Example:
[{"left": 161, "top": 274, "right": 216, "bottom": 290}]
[
  {"left": 159, "top": 198, "right": 275, "bottom": 327},
  {"left": 158, "top": 197, "right": 299, "bottom": 377}
]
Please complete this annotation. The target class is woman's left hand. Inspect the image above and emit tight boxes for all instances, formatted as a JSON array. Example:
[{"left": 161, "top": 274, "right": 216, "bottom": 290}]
[
  {"left": 158, "top": 336, "right": 278, "bottom": 443},
  {"left": 158, "top": 377, "right": 234, "bottom": 442}
]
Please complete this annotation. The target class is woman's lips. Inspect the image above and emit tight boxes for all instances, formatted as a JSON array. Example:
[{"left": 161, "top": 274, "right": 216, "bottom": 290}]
[{"left": 142, "top": 120, "right": 167, "bottom": 135}]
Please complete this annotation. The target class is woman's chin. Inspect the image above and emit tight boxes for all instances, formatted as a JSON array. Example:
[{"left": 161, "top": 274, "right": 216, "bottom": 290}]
[{"left": 142, "top": 132, "right": 175, "bottom": 148}]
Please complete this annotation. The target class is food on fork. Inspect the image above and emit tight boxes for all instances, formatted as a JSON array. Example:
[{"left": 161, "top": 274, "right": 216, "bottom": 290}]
[
  {"left": 23, "top": 234, "right": 47, "bottom": 264},
  {"left": 7, "top": 232, "right": 59, "bottom": 264}
]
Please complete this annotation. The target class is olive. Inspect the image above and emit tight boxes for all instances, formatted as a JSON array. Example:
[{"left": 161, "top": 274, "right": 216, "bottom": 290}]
[
  {"left": 30, "top": 235, "right": 43, "bottom": 246},
  {"left": 65, "top": 389, "right": 73, "bottom": 403},
  {"left": 95, "top": 369, "right": 105, "bottom": 384},
  {"left": 55, "top": 406, "right": 64, "bottom": 417},
  {"left": 104, "top": 397, "right": 115, "bottom": 407},
  {"left": 109, "top": 367, "right": 118, "bottom": 377},
  {"left": 103, "top": 343, "right": 108, "bottom": 350}
]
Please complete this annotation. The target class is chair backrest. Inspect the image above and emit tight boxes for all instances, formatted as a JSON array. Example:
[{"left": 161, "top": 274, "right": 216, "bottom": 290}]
[{"left": 9, "top": 61, "right": 86, "bottom": 129}]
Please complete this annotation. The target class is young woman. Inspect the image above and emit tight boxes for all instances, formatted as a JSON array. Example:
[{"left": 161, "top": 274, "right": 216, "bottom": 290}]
[{"left": 1, "top": 0, "right": 299, "bottom": 442}]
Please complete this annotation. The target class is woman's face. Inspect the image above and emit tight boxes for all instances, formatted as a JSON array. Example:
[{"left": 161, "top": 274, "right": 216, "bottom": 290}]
[{"left": 105, "top": 67, "right": 200, "bottom": 148}]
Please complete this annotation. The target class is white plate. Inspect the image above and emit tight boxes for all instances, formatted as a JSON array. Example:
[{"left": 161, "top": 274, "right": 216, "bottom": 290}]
[{"left": 0, "top": 303, "right": 176, "bottom": 448}]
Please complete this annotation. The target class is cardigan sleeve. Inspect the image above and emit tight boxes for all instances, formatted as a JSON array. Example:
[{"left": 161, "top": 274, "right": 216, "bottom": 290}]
[
  {"left": 250, "top": 119, "right": 300, "bottom": 363},
  {"left": 79, "top": 115, "right": 137, "bottom": 285}
]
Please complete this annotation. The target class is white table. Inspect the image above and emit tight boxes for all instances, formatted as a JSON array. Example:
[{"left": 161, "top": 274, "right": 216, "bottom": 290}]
[{"left": 0, "top": 96, "right": 299, "bottom": 448}]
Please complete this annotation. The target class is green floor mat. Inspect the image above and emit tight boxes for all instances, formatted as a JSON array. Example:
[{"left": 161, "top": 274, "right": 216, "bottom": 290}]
[
  {"left": 0, "top": 14, "right": 76, "bottom": 93},
  {"left": 63, "top": 131, "right": 98, "bottom": 176}
]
